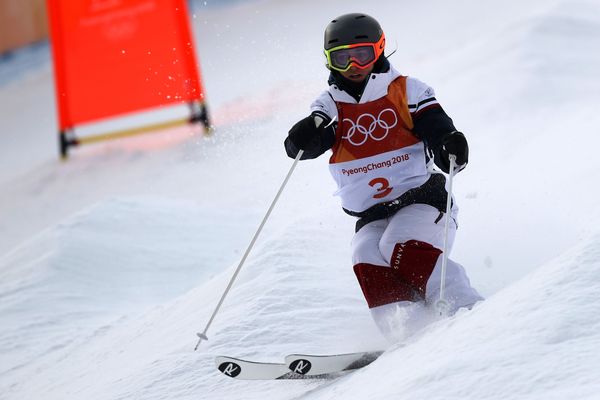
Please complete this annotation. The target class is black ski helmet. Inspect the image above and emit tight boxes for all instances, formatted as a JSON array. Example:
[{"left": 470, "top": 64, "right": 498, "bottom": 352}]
[{"left": 324, "top": 13, "right": 384, "bottom": 51}]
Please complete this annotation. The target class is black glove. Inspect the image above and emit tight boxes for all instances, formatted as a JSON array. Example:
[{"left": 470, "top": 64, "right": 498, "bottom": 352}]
[
  {"left": 285, "top": 114, "right": 336, "bottom": 160},
  {"left": 287, "top": 115, "right": 322, "bottom": 150},
  {"left": 436, "top": 131, "right": 468, "bottom": 173}
]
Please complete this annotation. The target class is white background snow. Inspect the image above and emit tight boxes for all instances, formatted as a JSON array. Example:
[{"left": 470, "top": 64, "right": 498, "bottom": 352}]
[{"left": 1, "top": 0, "right": 600, "bottom": 399}]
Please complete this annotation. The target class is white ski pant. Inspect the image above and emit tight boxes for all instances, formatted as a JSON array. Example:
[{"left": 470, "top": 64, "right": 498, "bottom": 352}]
[{"left": 351, "top": 204, "right": 483, "bottom": 339}]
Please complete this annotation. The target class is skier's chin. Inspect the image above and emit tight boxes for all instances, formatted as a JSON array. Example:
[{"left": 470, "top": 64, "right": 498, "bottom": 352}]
[{"left": 348, "top": 74, "right": 366, "bottom": 82}]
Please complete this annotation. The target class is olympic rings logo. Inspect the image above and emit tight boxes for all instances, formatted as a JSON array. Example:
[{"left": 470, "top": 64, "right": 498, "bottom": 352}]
[{"left": 341, "top": 108, "right": 398, "bottom": 146}]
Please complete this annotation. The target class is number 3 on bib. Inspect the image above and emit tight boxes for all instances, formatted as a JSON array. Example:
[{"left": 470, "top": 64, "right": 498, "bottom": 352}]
[{"left": 369, "top": 177, "right": 393, "bottom": 199}]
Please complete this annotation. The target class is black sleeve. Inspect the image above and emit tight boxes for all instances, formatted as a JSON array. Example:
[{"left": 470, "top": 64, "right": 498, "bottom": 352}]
[{"left": 412, "top": 106, "right": 457, "bottom": 153}]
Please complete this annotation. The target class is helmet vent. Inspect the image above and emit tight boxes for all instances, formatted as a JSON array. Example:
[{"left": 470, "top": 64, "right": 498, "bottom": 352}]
[
  {"left": 328, "top": 39, "right": 339, "bottom": 44},
  {"left": 355, "top": 35, "right": 368, "bottom": 39},
  {"left": 356, "top": 15, "right": 367, "bottom": 19}
]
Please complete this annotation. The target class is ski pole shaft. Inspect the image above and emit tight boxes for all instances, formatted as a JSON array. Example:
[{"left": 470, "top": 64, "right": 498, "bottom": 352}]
[
  {"left": 194, "top": 150, "right": 304, "bottom": 350},
  {"left": 436, "top": 154, "right": 457, "bottom": 316}
]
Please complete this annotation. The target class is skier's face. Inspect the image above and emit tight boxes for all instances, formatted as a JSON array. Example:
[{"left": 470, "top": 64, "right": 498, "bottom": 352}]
[{"left": 339, "top": 64, "right": 374, "bottom": 82}]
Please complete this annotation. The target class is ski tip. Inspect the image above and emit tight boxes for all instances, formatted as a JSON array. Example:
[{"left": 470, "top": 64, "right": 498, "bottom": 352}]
[
  {"left": 216, "top": 357, "right": 243, "bottom": 379},
  {"left": 215, "top": 356, "right": 292, "bottom": 380}
]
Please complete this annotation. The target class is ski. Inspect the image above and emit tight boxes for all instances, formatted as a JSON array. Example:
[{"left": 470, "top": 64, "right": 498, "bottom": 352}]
[
  {"left": 216, "top": 356, "right": 289, "bottom": 380},
  {"left": 215, "top": 351, "right": 384, "bottom": 380},
  {"left": 215, "top": 356, "right": 333, "bottom": 380},
  {"left": 285, "top": 351, "right": 384, "bottom": 376}
]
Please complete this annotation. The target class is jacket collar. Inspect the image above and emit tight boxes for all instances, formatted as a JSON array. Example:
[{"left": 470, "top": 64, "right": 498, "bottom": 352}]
[{"left": 328, "top": 59, "right": 401, "bottom": 104}]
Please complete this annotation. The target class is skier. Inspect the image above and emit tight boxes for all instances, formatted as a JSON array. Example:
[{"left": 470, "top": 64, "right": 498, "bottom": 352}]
[{"left": 284, "top": 13, "right": 483, "bottom": 342}]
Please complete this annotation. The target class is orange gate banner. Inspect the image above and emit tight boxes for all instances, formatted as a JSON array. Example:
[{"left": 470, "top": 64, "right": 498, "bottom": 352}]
[{"left": 47, "top": 0, "right": 204, "bottom": 131}]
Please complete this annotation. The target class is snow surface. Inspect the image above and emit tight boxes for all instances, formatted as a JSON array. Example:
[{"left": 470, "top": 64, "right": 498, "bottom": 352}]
[{"left": 1, "top": 0, "right": 600, "bottom": 399}]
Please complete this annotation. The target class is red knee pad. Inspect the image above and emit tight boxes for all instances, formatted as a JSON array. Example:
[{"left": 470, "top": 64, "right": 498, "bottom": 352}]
[
  {"left": 353, "top": 263, "right": 416, "bottom": 308},
  {"left": 391, "top": 240, "right": 442, "bottom": 298}
]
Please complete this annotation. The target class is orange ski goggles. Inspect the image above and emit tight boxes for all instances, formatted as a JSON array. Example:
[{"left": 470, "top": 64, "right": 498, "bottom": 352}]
[{"left": 324, "top": 34, "right": 385, "bottom": 72}]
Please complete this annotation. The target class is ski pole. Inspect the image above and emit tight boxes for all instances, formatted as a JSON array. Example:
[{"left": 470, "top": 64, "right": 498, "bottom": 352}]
[
  {"left": 194, "top": 149, "right": 304, "bottom": 350},
  {"left": 435, "top": 154, "right": 457, "bottom": 317}
]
